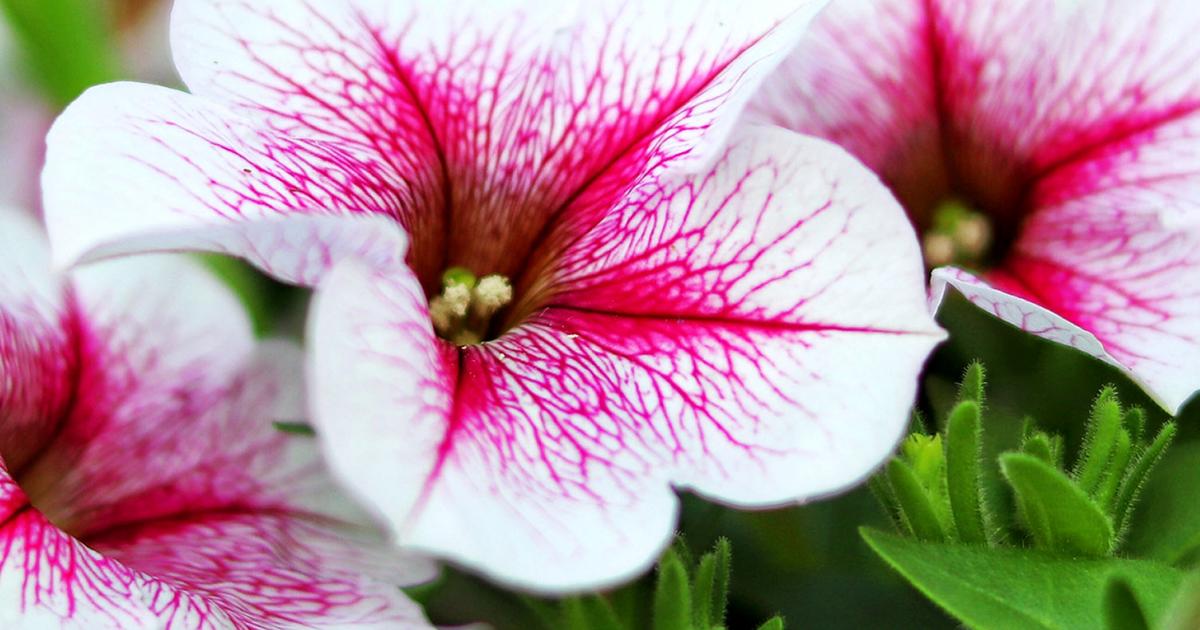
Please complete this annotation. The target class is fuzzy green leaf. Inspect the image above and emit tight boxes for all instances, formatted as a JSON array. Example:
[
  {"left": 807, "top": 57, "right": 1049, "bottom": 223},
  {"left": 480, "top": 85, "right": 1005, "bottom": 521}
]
[
  {"left": 957, "top": 362, "right": 986, "bottom": 405},
  {"left": 1096, "top": 429, "right": 1132, "bottom": 514},
  {"left": 946, "top": 401, "right": 988, "bottom": 544},
  {"left": 869, "top": 474, "right": 905, "bottom": 533},
  {"left": 692, "top": 538, "right": 731, "bottom": 629},
  {"left": 653, "top": 550, "right": 692, "bottom": 630},
  {"left": 756, "top": 617, "right": 785, "bottom": 630},
  {"left": 1022, "top": 433, "right": 1056, "bottom": 467},
  {"left": 1075, "top": 392, "right": 1124, "bottom": 495},
  {"left": 1114, "top": 423, "right": 1177, "bottom": 539},
  {"left": 861, "top": 528, "right": 1186, "bottom": 630},
  {"left": 887, "top": 459, "right": 947, "bottom": 542},
  {"left": 1001, "top": 453, "right": 1113, "bottom": 556},
  {"left": 1122, "top": 408, "right": 1146, "bottom": 446},
  {"left": 1103, "top": 577, "right": 1150, "bottom": 630}
]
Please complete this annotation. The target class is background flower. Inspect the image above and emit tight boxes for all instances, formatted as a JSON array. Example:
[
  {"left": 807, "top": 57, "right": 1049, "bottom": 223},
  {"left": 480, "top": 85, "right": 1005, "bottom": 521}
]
[
  {"left": 0, "top": 206, "right": 434, "bottom": 629},
  {"left": 749, "top": 0, "right": 1200, "bottom": 412}
]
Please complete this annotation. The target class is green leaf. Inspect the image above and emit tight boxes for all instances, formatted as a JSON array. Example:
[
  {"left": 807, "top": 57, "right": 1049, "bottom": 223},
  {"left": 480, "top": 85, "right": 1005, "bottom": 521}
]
[
  {"left": 1000, "top": 453, "right": 1113, "bottom": 556},
  {"left": 1103, "top": 577, "right": 1150, "bottom": 630},
  {"left": 562, "top": 596, "right": 625, "bottom": 630},
  {"left": 946, "top": 401, "right": 988, "bottom": 544},
  {"left": 272, "top": 421, "right": 316, "bottom": 437},
  {"left": 1022, "top": 432, "right": 1056, "bottom": 467},
  {"left": 861, "top": 528, "right": 1186, "bottom": 630},
  {"left": 1075, "top": 391, "right": 1124, "bottom": 495},
  {"left": 868, "top": 473, "right": 905, "bottom": 533},
  {"left": 1114, "top": 422, "right": 1177, "bottom": 539},
  {"left": 1125, "top": 441, "right": 1200, "bottom": 565},
  {"left": 957, "top": 361, "right": 986, "bottom": 405},
  {"left": 1095, "top": 429, "right": 1132, "bottom": 513},
  {"left": 1122, "top": 408, "right": 1146, "bottom": 446},
  {"left": 692, "top": 538, "right": 731, "bottom": 629},
  {"left": 669, "top": 537, "right": 695, "bottom": 574},
  {"left": 653, "top": 550, "right": 692, "bottom": 630},
  {"left": 887, "top": 459, "right": 947, "bottom": 542},
  {"left": 756, "top": 617, "right": 785, "bottom": 630}
]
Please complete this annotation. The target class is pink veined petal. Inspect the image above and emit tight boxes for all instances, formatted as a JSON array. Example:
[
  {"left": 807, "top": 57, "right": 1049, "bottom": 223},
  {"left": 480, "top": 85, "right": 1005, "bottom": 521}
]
[
  {"left": 310, "top": 259, "right": 679, "bottom": 591},
  {"left": 0, "top": 468, "right": 159, "bottom": 630},
  {"left": 0, "top": 207, "right": 75, "bottom": 472},
  {"left": 0, "top": 465, "right": 432, "bottom": 629},
  {"left": 0, "top": 251, "right": 436, "bottom": 627},
  {"left": 13, "top": 255, "right": 359, "bottom": 540},
  {"left": 997, "top": 115, "right": 1200, "bottom": 413},
  {"left": 42, "top": 82, "right": 411, "bottom": 286},
  {"left": 751, "top": 0, "right": 1200, "bottom": 410},
  {"left": 89, "top": 513, "right": 432, "bottom": 629},
  {"left": 745, "top": 0, "right": 945, "bottom": 216},
  {"left": 750, "top": 0, "right": 1200, "bottom": 220},
  {"left": 310, "top": 126, "right": 944, "bottom": 591},
  {"left": 47, "top": 0, "right": 825, "bottom": 289}
]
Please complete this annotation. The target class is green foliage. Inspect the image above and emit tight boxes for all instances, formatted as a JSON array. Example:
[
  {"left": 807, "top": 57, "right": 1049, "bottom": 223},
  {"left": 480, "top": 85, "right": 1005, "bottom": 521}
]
[
  {"left": 862, "top": 529, "right": 1185, "bottom": 630},
  {"left": 865, "top": 364, "right": 1186, "bottom": 629},
  {"left": 1102, "top": 577, "right": 1150, "bottom": 630},
  {"left": 946, "top": 400, "right": 988, "bottom": 544},
  {"left": 653, "top": 550, "right": 692, "bottom": 630},
  {"left": 874, "top": 366, "right": 1173, "bottom": 558},
  {"left": 756, "top": 618, "right": 785, "bottom": 630},
  {"left": 1001, "top": 453, "right": 1113, "bottom": 556},
  {"left": 0, "top": 0, "right": 121, "bottom": 105},
  {"left": 546, "top": 538, "right": 782, "bottom": 630},
  {"left": 1127, "top": 443, "right": 1200, "bottom": 565},
  {"left": 887, "top": 456, "right": 950, "bottom": 542},
  {"left": 691, "top": 538, "right": 730, "bottom": 629},
  {"left": 271, "top": 421, "right": 317, "bottom": 436}
]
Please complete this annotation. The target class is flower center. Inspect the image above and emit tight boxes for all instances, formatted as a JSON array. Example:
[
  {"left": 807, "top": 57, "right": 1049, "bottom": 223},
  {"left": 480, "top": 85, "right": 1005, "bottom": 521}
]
[
  {"left": 429, "top": 267, "right": 514, "bottom": 346},
  {"left": 921, "top": 198, "right": 995, "bottom": 271}
]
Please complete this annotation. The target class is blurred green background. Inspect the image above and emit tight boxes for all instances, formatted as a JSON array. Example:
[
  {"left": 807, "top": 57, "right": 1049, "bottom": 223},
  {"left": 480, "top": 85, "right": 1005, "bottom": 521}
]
[{"left": 2, "top": 2, "right": 1195, "bottom": 628}]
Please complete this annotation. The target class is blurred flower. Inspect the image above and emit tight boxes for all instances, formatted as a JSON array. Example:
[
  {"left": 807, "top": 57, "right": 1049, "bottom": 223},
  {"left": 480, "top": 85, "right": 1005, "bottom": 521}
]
[
  {"left": 0, "top": 206, "right": 433, "bottom": 628},
  {"left": 41, "top": 0, "right": 943, "bottom": 591},
  {"left": 0, "top": 26, "right": 48, "bottom": 214},
  {"left": 751, "top": 0, "right": 1200, "bottom": 412},
  {"left": 0, "top": 0, "right": 171, "bottom": 216}
]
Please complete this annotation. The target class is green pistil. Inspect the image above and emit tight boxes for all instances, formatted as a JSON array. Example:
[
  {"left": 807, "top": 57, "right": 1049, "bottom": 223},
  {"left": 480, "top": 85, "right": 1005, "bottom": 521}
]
[
  {"left": 430, "top": 267, "right": 513, "bottom": 346},
  {"left": 923, "top": 198, "right": 993, "bottom": 269}
]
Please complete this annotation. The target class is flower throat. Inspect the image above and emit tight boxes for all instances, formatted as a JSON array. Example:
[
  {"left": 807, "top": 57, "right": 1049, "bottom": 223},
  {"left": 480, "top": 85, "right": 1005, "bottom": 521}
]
[
  {"left": 429, "top": 267, "right": 513, "bottom": 346},
  {"left": 921, "top": 198, "right": 995, "bottom": 271}
]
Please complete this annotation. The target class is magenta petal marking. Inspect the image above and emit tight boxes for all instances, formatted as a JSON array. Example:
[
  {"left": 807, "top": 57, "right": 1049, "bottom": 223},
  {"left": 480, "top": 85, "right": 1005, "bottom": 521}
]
[
  {"left": 0, "top": 471, "right": 156, "bottom": 629},
  {"left": 48, "top": 0, "right": 827, "bottom": 287},
  {"left": 92, "top": 513, "right": 431, "bottom": 629},
  {"left": 311, "top": 127, "right": 943, "bottom": 591},
  {"left": 752, "top": 0, "right": 1200, "bottom": 410},
  {"left": 44, "top": 83, "right": 411, "bottom": 286},
  {"left": 0, "top": 208, "right": 75, "bottom": 472}
]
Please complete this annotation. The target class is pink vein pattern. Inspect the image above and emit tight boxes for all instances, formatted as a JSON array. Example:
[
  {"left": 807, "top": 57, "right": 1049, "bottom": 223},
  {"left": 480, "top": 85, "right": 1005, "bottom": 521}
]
[
  {"left": 42, "top": 0, "right": 944, "bottom": 590},
  {"left": 750, "top": 0, "right": 1200, "bottom": 412},
  {"left": 0, "top": 208, "right": 432, "bottom": 628}
]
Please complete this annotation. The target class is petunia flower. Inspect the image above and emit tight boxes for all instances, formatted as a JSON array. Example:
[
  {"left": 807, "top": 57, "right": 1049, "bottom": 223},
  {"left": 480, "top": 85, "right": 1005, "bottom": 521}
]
[
  {"left": 41, "top": 0, "right": 944, "bottom": 590},
  {"left": 0, "top": 206, "right": 434, "bottom": 628},
  {"left": 749, "top": 0, "right": 1200, "bottom": 412}
]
